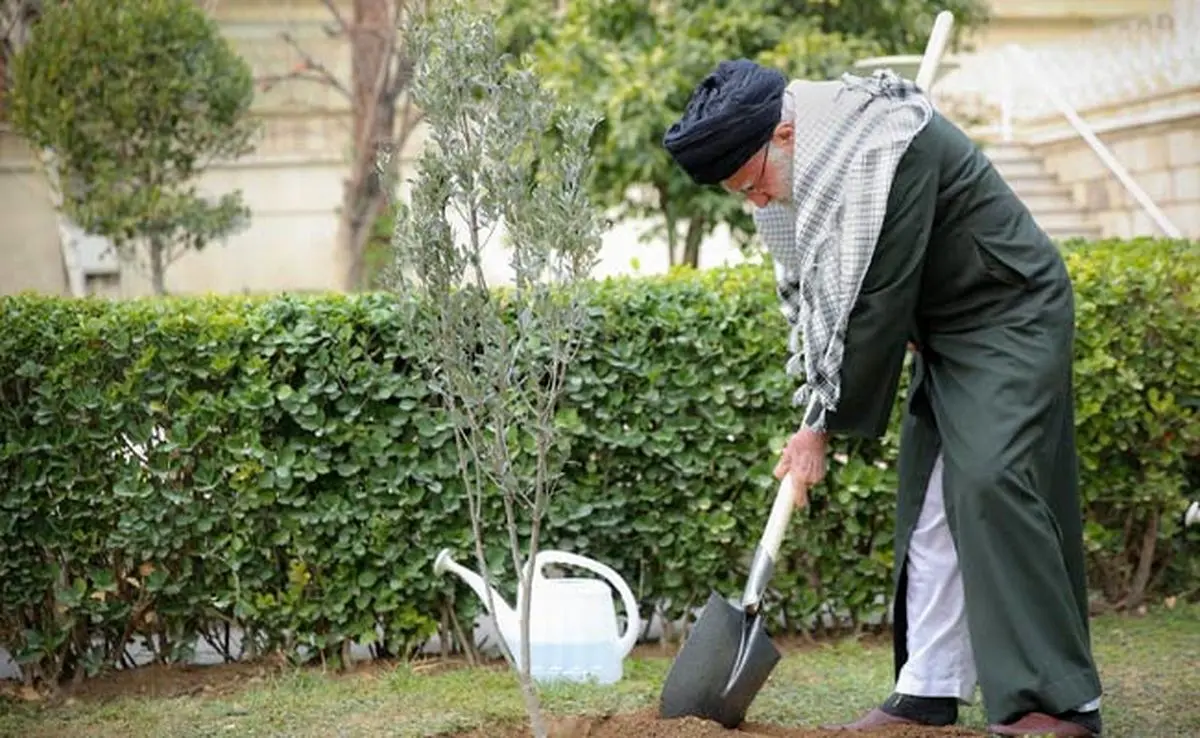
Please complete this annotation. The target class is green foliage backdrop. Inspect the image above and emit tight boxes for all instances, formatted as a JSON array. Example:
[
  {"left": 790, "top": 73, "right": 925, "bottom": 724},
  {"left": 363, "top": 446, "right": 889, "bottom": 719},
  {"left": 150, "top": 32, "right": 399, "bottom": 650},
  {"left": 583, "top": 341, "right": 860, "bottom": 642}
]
[
  {"left": 1, "top": 237, "right": 1196, "bottom": 686},
  {"left": 6, "top": 0, "right": 259, "bottom": 294},
  {"left": 498, "top": 0, "right": 991, "bottom": 267}
]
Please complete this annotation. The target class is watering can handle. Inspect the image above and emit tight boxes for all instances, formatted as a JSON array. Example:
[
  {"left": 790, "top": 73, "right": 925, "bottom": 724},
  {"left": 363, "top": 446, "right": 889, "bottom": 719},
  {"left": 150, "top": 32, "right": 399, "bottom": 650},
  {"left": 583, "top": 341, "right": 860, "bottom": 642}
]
[{"left": 530, "top": 551, "right": 642, "bottom": 658}]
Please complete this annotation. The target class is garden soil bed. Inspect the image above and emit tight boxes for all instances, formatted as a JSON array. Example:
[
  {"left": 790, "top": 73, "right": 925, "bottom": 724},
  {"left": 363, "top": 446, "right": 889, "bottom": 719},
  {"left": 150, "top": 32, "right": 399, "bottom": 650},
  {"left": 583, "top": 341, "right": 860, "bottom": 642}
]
[{"left": 450, "top": 709, "right": 987, "bottom": 737}]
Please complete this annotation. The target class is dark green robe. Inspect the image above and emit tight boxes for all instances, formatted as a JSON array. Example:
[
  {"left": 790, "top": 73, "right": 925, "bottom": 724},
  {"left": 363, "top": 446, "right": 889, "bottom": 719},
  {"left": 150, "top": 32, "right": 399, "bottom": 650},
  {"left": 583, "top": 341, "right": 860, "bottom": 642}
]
[{"left": 820, "top": 110, "right": 1103, "bottom": 724}]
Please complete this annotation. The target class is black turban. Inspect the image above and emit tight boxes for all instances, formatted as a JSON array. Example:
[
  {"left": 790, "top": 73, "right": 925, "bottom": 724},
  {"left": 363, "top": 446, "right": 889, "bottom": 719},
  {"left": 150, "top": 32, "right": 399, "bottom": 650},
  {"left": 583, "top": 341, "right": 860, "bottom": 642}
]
[{"left": 662, "top": 59, "right": 788, "bottom": 185}]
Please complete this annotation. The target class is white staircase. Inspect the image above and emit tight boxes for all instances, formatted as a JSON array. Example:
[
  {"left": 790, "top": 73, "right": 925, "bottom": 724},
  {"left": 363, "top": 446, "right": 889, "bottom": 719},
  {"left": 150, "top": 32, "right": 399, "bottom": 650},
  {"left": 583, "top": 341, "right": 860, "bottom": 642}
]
[{"left": 984, "top": 142, "right": 1102, "bottom": 242}]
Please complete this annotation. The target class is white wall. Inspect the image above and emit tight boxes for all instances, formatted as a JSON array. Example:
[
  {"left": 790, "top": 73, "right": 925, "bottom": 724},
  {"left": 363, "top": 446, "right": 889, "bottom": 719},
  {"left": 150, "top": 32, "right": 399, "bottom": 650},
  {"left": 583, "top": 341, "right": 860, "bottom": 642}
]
[
  {"left": 0, "top": 161, "right": 69, "bottom": 296},
  {"left": 115, "top": 156, "right": 349, "bottom": 296}
]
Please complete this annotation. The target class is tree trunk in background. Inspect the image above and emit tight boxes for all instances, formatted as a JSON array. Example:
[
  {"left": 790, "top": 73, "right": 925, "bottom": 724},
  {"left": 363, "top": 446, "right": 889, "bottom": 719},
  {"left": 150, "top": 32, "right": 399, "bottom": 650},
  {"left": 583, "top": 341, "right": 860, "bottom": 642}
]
[
  {"left": 336, "top": 0, "right": 398, "bottom": 291},
  {"left": 682, "top": 214, "right": 705, "bottom": 269},
  {"left": 149, "top": 238, "right": 167, "bottom": 295},
  {"left": 1126, "top": 510, "right": 1160, "bottom": 609},
  {"left": 262, "top": 0, "right": 423, "bottom": 292}
]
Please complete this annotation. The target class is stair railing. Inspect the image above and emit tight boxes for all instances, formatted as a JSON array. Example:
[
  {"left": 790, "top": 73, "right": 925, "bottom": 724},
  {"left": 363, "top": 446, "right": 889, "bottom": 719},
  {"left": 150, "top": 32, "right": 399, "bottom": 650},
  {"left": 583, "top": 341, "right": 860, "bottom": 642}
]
[{"left": 1000, "top": 43, "right": 1181, "bottom": 239}]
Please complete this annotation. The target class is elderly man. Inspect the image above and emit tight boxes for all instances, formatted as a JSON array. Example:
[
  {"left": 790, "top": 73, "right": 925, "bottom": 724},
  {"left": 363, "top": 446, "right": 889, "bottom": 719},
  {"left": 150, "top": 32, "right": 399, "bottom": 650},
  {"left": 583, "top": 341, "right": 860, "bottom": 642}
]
[{"left": 662, "top": 60, "right": 1104, "bottom": 736}]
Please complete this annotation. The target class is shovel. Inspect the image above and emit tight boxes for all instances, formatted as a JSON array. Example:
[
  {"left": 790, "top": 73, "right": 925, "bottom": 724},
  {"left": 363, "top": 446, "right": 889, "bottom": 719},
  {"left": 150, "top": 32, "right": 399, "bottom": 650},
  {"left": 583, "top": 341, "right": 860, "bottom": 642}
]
[{"left": 658, "top": 466, "right": 808, "bottom": 729}]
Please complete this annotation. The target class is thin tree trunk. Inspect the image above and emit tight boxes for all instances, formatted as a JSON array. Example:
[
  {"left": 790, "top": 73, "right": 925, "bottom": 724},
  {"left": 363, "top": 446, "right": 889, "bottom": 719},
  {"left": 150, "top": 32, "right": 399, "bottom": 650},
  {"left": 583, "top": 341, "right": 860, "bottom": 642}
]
[
  {"left": 149, "top": 238, "right": 167, "bottom": 295},
  {"left": 513, "top": 571, "right": 547, "bottom": 738},
  {"left": 1127, "top": 508, "right": 1160, "bottom": 608},
  {"left": 340, "top": 180, "right": 389, "bottom": 289},
  {"left": 657, "top": 183, "right": 678, "bottom": 266},
  {"left": 271, "top": 0, "right": 422, "bottom": 291},
  {"left": 338, "top": 0, "right": 398, "bottom": 290},
  {"left": 515, "top": 505, "right": 547, "bottom": 738},
  {"left": 439, "top": 605, "right": 451, "bottom": 658},
  {"left": 447, "top": 602, "right": 478, "bottom": 666},
  {"left": 335, "top": 196, "right": 362, "bottom": 290},
  {"left": 352, "top": 0, "right": 391, "bottom": 148},
  {"left": 682, "top": 214, "right": 705, "bottom": 268}
]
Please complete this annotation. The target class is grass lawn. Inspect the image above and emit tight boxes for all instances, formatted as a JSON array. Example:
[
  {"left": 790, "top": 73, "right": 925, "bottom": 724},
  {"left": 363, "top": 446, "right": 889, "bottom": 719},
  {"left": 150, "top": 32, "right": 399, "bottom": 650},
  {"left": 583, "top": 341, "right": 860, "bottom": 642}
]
[{"left": 0, "top": 602, "right": 1196, "bottom": 738}]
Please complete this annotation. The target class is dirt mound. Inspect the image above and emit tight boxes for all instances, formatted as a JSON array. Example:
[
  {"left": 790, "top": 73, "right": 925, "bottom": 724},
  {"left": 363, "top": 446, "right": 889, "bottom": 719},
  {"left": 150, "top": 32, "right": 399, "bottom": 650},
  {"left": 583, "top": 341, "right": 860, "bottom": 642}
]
[{"left": 451, "top": 708, "right": 986, "bottom": 737}]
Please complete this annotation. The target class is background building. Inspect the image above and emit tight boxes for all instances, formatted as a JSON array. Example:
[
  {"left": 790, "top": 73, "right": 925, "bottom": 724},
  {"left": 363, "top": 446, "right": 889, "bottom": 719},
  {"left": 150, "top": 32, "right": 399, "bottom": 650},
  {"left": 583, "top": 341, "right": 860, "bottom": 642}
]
[{"left": 1, "top": 0, "right": 1195, "bottom": 298}]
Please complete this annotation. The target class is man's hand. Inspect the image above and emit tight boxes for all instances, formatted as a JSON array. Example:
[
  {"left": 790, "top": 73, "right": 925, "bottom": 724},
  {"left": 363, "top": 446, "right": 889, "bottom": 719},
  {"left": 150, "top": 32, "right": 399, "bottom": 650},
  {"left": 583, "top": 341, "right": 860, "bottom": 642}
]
[{"left": 774, "top": 427, "right": 827, "bottom": 507}]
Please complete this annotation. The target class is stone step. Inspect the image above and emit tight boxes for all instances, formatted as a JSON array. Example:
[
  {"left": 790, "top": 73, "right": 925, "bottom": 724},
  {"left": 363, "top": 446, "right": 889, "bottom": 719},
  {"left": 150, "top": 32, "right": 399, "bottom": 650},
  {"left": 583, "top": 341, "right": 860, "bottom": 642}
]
[
  {"left": 1031, "top": 210, "right": 1098, "bottom": 233},
  {"left": 1002, "top": 176, "right": 1074, "bottom": 197},
  {"left": 983, "top": 145, "right": 1038, "bottom": 164},
  {"left": 991, "top": 157, "right": 1046, "bottom": 180},
  {"left": 1015, "top": 190, "right": 1078, "bottom": 212},
  {"left": 985, "top": 144, "right": 1103, "bottom": 241}
]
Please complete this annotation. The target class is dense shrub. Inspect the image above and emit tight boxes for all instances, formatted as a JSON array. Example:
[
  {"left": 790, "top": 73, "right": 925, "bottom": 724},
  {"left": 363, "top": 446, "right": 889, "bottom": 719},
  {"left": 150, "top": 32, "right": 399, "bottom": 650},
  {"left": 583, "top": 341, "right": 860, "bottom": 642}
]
[
  {"left": 1, "top": 237, "right": 1196, "bottom": 685},
  {"left": 1061, "top": 237, "right": 1200, "bottom": 603}
]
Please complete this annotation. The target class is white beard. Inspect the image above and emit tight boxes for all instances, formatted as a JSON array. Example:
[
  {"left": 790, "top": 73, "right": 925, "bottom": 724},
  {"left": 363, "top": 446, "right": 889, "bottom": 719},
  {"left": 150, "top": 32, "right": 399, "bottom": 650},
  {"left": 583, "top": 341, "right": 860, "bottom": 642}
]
[{"left": 767, "top": 144, "right": 795, "bottom": 204}]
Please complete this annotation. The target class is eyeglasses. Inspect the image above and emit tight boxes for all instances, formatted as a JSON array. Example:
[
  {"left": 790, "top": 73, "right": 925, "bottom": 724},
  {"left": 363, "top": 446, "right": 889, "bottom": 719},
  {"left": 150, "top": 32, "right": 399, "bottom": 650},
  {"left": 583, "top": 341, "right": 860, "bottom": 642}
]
[{"left": 723, "top": 141, "right": 770, "bottom": 196}]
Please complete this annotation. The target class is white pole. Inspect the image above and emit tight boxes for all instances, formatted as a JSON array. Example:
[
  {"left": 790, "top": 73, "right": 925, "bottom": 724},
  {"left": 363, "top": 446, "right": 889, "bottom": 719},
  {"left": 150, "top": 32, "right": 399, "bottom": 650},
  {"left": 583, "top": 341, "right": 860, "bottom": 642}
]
[{"left": 916, "top": 11, "right": 956, "bottom": 91}]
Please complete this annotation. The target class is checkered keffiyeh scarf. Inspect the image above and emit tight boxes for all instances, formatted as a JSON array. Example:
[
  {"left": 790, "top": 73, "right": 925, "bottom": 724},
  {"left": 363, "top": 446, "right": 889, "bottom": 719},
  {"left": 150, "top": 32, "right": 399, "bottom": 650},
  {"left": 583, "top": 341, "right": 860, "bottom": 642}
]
[{"left": 753, "top": 70, "right": 932, "bottom": 430}]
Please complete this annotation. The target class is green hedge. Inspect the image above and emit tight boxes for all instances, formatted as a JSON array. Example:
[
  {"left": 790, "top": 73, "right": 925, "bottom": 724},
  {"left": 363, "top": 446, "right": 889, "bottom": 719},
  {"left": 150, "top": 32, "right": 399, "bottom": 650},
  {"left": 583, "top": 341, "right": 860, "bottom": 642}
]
[{"left": 1, "top": 237, "right": 1197, "bottom": 685}]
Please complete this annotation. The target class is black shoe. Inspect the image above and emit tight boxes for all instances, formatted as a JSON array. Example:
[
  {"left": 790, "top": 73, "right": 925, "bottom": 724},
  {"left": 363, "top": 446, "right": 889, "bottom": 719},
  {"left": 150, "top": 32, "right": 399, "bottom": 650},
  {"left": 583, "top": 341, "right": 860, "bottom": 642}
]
[
  {"left": 878, "top": 691, "right": 959, "bottom": 726},
  {"left": 1056, "top": 708, "right": 1102, "bottom": 735}
]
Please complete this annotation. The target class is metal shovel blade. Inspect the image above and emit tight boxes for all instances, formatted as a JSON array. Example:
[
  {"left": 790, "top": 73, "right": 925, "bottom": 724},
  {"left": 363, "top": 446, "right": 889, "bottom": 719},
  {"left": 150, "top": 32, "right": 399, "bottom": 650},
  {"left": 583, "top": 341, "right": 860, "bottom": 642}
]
[
  {"left": 658, "top": 466, "right": 811, "bottom": 730},
  {"left": 658, "top": 590, "right": 782, "bottom": 729}
]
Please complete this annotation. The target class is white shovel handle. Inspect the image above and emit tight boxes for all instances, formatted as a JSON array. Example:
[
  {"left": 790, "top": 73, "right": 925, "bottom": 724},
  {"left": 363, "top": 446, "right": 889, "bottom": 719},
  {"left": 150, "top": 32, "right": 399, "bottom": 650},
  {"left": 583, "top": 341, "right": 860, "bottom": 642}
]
[
  {"left": 740, "top": 396, "right": 820, "bottom": 611},
  {"left": 740, "top": 473, "right": 803, "bottom": 611},
  {"left": 761, "top": 473, "right": 799, "bottom": 562},
  {"left": 762, "top": 391, "right": 822, "bottom": 557}
]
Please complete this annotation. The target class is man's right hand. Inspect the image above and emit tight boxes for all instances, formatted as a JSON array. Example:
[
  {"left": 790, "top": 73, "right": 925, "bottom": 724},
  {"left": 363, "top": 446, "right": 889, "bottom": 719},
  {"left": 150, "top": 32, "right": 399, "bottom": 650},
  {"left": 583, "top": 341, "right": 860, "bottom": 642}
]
[{"left": 774, "top": 427, "right": 827, "bottom": 507}]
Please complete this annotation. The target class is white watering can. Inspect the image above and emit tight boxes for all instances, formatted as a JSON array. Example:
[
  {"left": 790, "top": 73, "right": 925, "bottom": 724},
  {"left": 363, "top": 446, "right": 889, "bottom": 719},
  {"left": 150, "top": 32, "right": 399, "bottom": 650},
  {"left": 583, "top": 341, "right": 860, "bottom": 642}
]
[{"left": 433, "top": 547, "right": 641, "bottom": 685}]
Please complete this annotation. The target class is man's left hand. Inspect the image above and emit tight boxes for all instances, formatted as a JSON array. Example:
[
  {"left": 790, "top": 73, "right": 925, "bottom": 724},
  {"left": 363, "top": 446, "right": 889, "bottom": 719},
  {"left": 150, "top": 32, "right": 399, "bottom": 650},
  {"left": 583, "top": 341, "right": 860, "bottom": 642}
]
[{"left": 774, "top": 427, "right": 827, "bottom": 507}]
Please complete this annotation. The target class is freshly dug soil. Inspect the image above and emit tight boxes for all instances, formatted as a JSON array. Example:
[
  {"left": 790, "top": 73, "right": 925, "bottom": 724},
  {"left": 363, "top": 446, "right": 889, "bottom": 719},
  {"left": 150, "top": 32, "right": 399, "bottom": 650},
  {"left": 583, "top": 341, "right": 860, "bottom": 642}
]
[{"left": 450, "top": 708, "right": 987, "bottom": 737}]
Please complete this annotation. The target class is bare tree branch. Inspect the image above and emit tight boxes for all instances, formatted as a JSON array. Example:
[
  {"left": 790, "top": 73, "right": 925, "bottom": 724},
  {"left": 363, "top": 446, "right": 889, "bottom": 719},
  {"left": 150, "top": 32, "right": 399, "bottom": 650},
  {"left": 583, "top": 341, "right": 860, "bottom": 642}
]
[
  {"left": 257, "top": 68, "right": 343, "bottom": 95},
  {"left": 319, "top": 0, "right": 351, "bottom": 35},
  {"left": 385, "top": 41, "right": 415, "bottom": 102},
  {"left": 274, "top": 30, "right": 352, "bottom": 100},
  {"left": 261, "top": 0, "right": 423, "bottom": 289}
]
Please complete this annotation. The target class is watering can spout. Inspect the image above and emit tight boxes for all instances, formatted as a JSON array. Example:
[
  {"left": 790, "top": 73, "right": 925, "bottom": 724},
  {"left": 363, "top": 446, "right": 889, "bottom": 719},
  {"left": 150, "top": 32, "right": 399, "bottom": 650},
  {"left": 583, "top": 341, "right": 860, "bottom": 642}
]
[{"left": 433, "top": 548, "right": 518, "bottom": 634}]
